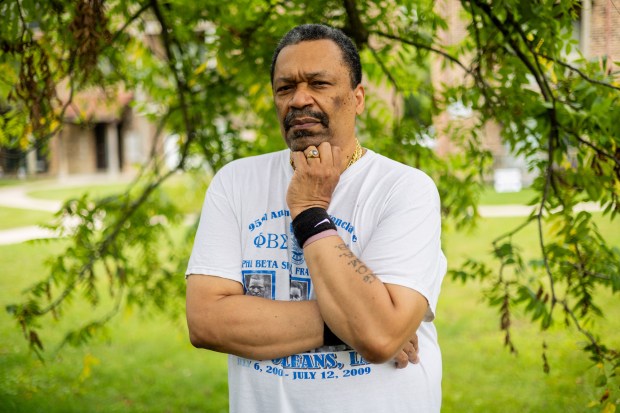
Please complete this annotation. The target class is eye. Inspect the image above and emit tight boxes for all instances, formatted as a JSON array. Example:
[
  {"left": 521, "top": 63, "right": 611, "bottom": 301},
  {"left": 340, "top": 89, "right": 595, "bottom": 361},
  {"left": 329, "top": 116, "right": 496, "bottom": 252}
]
[
  {"left": 276, "top": 84, "right": 294, "bottom": 93},
  {"left": 312, "top": 81, "right": 329, "bottom": 87}
]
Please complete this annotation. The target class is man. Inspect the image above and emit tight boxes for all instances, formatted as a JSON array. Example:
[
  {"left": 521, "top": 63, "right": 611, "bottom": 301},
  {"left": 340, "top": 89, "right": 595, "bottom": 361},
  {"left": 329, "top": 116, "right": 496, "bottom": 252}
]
[
  {"left": 185, "top": 24, "right": 446, "bottom": 412},
  {"left": 289, "top": 280, "right": 304, "bottom": 301},
  {"left": 245, "top": 273, "right": 271, "bottom": 299}
]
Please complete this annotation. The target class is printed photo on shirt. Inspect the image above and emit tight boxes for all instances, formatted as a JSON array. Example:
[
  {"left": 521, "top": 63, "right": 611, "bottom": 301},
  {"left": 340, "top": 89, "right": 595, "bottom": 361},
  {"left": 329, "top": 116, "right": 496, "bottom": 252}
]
[
  {"left": 242, "top": 270, "right": 275, "bottom": 299},
  {"left": 289, "top": 278, "right": 310, "bottom": 301}
]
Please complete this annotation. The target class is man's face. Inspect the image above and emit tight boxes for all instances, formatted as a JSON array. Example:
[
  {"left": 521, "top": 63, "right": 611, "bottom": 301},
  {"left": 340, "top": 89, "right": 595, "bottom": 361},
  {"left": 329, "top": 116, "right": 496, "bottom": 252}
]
[
  {"left": 248, "top": 276, "right": 266, "bottom": 297},
  {"left": 272, "top": 39, "right": 365, "bottom": 151},
  {"left": 290, "top": 286, "right": 302, "bottom": 301}
]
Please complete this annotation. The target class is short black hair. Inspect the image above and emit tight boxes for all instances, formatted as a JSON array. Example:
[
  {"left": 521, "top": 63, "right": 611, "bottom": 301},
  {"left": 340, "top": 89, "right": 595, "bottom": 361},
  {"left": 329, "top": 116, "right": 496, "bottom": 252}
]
[{"left": 270, "top": 24, "right": 362, "bottom": 89}]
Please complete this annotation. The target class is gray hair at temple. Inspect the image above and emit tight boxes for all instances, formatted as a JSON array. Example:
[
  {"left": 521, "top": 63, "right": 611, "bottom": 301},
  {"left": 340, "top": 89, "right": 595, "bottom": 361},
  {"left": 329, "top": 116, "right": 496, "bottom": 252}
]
[{"left": 270, "top": 24, "right": 362, "bottom": 89}]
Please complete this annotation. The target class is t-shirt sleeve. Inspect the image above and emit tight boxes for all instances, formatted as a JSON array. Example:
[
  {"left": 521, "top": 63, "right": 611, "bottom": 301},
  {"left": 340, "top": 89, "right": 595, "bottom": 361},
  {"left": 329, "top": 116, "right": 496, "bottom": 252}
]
[
  {"left": 360, "top": 172, "right": 446, "bottom": 321},
  {"left": 185, "top": 170, "right": 242, "bottom": 283}
]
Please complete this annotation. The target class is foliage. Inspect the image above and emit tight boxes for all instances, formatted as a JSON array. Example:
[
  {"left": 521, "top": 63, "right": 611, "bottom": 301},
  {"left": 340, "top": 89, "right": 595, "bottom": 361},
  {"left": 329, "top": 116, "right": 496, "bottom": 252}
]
[{"left": 1, "top": 0, "right": 618, "bottom": 410}]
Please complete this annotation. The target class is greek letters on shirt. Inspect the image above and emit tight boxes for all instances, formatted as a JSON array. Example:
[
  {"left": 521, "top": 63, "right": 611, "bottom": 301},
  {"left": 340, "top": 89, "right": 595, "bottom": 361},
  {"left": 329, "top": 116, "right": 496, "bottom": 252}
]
[{"left": 243, "top": 209, "right": 358, "bottom": 301}]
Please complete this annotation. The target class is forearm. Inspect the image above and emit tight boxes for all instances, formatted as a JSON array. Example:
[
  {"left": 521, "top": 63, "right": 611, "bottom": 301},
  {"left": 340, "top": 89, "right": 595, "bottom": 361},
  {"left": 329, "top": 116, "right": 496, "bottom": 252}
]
[
  {"left": 304, "top": 236, "right": 426, "bottom": 363},
  {"left": 187, "top": 281, "right": 324, "bottom": 360}
]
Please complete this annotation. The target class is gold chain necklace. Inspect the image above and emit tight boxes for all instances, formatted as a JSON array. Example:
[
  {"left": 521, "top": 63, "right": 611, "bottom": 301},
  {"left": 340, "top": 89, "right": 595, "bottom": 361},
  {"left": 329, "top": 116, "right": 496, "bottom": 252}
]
[
  {"left": 347, "top": 138, "right": 363, "bottom": 168},
  {"left": 290, "top": 139, "right": 363, "bottom": 171}
]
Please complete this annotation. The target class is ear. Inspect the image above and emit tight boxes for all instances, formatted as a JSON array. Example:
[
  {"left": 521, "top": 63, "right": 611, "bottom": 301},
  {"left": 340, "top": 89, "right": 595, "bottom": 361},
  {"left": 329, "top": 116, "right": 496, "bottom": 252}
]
[{"left": 354, "top": 84, "right": 365, "bottom": 115}]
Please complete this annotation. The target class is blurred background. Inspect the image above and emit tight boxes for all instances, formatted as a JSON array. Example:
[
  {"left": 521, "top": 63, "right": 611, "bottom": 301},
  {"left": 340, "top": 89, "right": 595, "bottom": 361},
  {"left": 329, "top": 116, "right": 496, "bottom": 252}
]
[{"left": 1, "top": 0, "right": 619, "bottom": 411}]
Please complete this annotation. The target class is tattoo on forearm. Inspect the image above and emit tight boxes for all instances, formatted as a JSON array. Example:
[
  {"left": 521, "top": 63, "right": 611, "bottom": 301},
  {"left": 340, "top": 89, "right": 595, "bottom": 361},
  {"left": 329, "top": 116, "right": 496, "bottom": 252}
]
[{"left": 335, "top": 243, "right": 377, "bottom": 284}]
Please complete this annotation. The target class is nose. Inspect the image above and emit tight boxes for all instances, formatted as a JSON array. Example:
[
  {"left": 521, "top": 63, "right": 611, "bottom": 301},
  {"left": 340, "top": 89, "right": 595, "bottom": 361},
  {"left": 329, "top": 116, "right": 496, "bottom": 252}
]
[{"left": 289, "top": 84, "right": 314, "bottom": 109}]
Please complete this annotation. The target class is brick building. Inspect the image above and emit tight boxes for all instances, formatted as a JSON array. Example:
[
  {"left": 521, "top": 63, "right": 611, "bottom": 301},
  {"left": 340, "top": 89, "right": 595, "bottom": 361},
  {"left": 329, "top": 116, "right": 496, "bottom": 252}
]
[
  {"left": 0, "top": 22, "right": 164, "bottom": 180},
  {"left": 579, "top": 0, "right": 620, "bottom": 63},
  {"left": 44, "top": 87, "right": 158, "bottom": 178}
]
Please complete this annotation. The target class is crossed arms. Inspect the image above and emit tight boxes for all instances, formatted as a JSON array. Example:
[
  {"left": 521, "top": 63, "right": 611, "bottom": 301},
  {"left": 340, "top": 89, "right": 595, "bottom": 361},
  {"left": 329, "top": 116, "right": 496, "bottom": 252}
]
[
  {"left": 186, "top": 237, "right": 426, "bottom": 364},
  {"left": 186, "top": 142, "right": 431, "bottom": 365}
]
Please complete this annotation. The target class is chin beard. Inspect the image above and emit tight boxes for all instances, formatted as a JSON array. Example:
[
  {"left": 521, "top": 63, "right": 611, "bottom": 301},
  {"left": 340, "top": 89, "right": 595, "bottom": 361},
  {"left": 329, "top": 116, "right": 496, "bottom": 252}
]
[{"left": 286, "top": 130, "right": 330, "bottom": 151}]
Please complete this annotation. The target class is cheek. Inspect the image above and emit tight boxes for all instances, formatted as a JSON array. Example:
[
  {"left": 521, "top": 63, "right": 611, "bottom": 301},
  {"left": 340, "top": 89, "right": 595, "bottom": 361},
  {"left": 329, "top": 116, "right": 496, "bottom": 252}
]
[
  {"left": 275, "top": 108, "right": 287, "bottom": 125},
  {"left": 330, "top": 95, "right": 355, "bottom": 117},
  {"left": 331, "top": 95, "right": 344, "bottom": 108},
  {"left": 274, "top": 99, "right": 286, "bottom": 116}
]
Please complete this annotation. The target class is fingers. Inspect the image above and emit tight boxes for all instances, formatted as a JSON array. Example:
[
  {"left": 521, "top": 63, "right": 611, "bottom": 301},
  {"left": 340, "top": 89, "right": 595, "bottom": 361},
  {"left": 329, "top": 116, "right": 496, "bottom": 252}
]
[
  {"left": 305, "top": 147, "right": 320, "bottom": 160},
  {"left": 407, "top": 345, "right": 420, "bottom": 364},
  {"left": 392, "top": 335, "right": 420, "bottom": 369},
  {"left": 316, "top": 142, "right": 340, "bottom": 168},
  {"left": 402, "top": 341, "right": 418, "bottom": 365},
  {"left": 393, "top": 350, "right": 409, "bottom": 369},
  {"left": 407, "top": 334, "right": 420, "bottom": 364},
  {"left": 291, "top": 150, "right": 307, "bottom": 170},
  {"left": 291, "top": 143, "right": 341, "bottom": 170}
]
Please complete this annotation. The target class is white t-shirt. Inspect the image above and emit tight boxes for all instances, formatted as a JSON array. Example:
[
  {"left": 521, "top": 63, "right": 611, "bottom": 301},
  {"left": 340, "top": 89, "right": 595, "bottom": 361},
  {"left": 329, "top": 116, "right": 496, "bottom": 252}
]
[{"left": 186, "top": 149, "right": 446, "bottom": 413}]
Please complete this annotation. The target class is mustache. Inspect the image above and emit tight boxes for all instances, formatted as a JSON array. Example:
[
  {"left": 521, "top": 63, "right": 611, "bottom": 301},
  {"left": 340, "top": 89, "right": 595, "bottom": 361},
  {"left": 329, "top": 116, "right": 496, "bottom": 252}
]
[{"left": 284, "top": 108, "right": 329, "bottom": 131}]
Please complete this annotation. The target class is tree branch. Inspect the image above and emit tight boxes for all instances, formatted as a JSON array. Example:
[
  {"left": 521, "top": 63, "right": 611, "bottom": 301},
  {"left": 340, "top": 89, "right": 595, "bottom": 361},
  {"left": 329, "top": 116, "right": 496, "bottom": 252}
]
[
  {"left": 342, "top": 0, "right": 368, "bottom": 49},
  {"left": 149, "top": 0, "right": 196, "bottom": 170},
  {"left": 467, "top": 0, "right": 553, "bottom": 102},
  {"left": 109, "top": 1, "right": 151, "bottom": 45},
  {"left": 562, "top": 126, "right": 620, "bottom": 169},
  {"left": 367, "top": 46, "right": 401, "bottom": 91},
  {"left": 536, "top": 52, "right": 620, "bottom": 92},
  {"left": 371, "top": 30, "right": 471, "bottom": 75}
]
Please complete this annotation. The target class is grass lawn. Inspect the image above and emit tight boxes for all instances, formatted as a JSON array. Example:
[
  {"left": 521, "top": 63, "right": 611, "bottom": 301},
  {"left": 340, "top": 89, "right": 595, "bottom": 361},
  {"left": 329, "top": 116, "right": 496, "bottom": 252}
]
[
  {"left": 27, "top": 183, "right": 131, "bottom": 201},
  {"left": 0, "top": 178, "right": 24, "bottom": 187},
  {"left": 478, "top": 186, "right": 539, "bottom": 205},
  {"left": 0, "top": 212, "right": 618, "bottom": 412},
  {"left": 439, "top": 213, "right": 620, "bottom": 412},
  {"left": 0, "top": 207, "right": 53, "bottom": 230},
  {"left": 0, "top": 241, "right": 229, "bottom": 413},
  {"left": 25, "top": 173, "right": 209, "bottom": 215}
]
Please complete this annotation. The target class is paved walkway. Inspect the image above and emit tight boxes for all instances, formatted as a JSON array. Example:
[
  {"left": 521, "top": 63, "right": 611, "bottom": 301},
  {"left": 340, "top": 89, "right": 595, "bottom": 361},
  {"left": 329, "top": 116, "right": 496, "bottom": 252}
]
[
  {"left": 478, "top": 201, "right": 602, "bottom": 217},
  {"left": 0, "top": 175, "right": 132, "bottom": 246},
  {"left": 0, "top": 180, "right": 604, "bottom": 246},
  {"left": 0, "top": 226, "right": 58, "bottom": 245},
  {"left": 0, "top": 185, "right": 63, "bottom": 212}
]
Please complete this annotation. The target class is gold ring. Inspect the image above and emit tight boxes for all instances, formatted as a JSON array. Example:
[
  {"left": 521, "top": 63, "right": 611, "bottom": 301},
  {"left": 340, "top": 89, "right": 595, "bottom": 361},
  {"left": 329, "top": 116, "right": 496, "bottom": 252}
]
[{"left": 306, "top": 149, "right": 320, "bottom": 159}]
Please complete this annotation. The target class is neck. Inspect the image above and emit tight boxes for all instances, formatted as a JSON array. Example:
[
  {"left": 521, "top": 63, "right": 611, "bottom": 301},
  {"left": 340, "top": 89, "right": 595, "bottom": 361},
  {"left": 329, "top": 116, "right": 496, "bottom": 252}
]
[
  {"left": 340, "top": 139, "right": 356, "bottom": 171},
  {"left": 340, "top": 137, "right": 364, "bottom": 172}
]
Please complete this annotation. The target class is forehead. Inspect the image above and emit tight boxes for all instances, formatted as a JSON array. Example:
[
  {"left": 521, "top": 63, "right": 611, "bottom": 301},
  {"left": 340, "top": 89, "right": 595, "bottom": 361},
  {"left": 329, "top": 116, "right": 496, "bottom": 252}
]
[{"left": 273, "top": 39, "right": 348, "bottom": 80}]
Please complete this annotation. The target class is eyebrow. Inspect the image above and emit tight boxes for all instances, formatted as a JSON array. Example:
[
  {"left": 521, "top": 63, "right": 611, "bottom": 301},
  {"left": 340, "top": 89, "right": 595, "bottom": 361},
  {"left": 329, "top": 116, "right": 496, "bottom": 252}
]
[{"left": 275, "top": 71, "right": 330, "bottom": 84}]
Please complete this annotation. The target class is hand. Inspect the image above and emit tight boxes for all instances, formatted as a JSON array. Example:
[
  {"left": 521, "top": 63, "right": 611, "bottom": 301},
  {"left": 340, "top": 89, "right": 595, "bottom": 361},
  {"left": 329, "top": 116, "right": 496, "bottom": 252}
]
[
  {"left": 287, "top": 142, "right": 342, "bottom": 219},
  {"left": 393, "top": 333, "right": 419, "bottom": 369}
]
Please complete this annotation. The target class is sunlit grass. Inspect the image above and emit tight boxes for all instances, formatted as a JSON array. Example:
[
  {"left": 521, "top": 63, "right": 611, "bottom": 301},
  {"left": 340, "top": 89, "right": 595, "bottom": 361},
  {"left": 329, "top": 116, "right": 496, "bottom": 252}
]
[
  {"left": 479, "top": 186, "right": 539, "bottom": 205},
  {"left": 0, "top": 240, "right": 228, "bottom": 413},
  {"left": 439, "top": 212, "right": 620, "bottom": 412},
  {"left": 27, "top": 183, "right": 133, "bottom": 201},
  {"left": 0, "top": 207, "right": 53, "bottom": 230},
  {"left": 0, "top": 210, "right": 618, "bottom": 412},
  {"left": 25, "top": 173, "right": 209, "bottom": 215}
]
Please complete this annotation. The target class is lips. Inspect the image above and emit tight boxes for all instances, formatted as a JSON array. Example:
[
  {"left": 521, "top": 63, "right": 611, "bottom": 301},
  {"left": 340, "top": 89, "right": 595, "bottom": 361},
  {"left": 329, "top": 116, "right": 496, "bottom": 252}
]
[
  {"left": 290, "top": 117, "right": 320, "bottom": 129},
  {"left": 284, "top": 109, "right": 329, "bottom": 131}
]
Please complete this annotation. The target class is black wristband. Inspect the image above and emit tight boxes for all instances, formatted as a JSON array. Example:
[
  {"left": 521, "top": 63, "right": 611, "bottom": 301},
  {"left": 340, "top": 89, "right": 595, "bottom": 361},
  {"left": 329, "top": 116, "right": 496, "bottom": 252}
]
[
  {"left": 292, "top": 207, "right": 337, "bottom": 247},
  {"left": 323, "top": 323, "right": 345, "bottom": 347}
]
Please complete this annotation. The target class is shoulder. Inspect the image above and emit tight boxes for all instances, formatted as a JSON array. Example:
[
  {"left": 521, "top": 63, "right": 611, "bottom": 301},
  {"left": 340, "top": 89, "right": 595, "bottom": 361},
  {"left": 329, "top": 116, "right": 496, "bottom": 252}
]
[
  {"left": 205, "top": 150, "right": 288, "bottom": 200},
  {"left": 217, "top": 150, "right": 287, "bottom": 175},
  {"left": 363, "top": 151, "right": 438, "bottom": 197}
]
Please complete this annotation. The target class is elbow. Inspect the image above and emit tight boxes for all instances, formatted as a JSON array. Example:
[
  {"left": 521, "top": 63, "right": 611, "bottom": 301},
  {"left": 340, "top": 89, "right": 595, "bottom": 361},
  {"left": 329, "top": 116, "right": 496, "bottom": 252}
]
[
  {"left": 187, "top": 317, "right": 220, "bottom": 350},
  {"left": 355, "top": 335, "right": 400, "bottom": 364},
  {"left": 188, "top": 327, "right": 208, "bottom": 349}
]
